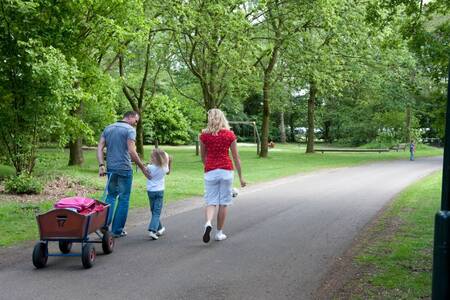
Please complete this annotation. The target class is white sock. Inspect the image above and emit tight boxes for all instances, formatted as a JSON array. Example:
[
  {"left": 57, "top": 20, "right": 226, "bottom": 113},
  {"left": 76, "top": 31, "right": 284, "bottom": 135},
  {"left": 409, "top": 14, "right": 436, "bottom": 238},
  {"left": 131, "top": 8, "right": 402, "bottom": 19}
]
[
  {"left": 217, "top": 230, "right": 223, "bottom": 235},
  {"left": 205, "top": 221, "right": 212, "bottom": 227}
]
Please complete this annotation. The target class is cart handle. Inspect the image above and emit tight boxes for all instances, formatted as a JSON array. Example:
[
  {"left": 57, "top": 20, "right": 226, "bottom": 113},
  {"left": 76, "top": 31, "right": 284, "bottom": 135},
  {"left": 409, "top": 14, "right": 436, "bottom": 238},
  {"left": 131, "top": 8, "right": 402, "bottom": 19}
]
[{"left": 100, "top": 172, "right": 113, "bottom": 203}]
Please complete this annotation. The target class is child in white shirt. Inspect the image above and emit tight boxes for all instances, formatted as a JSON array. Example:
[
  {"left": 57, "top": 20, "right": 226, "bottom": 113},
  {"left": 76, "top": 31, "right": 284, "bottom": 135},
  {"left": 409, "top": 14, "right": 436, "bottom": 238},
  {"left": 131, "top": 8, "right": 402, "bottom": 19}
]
[{"left": 147, "top": 148, "right": 172, "bottom": 240}]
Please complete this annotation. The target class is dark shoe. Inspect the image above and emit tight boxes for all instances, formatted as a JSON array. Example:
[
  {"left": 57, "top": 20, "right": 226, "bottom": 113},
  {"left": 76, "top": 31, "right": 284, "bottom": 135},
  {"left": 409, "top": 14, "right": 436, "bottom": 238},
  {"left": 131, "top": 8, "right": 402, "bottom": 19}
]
[{"left": 203, "top": 225, "right": 212, "bottom": 243}]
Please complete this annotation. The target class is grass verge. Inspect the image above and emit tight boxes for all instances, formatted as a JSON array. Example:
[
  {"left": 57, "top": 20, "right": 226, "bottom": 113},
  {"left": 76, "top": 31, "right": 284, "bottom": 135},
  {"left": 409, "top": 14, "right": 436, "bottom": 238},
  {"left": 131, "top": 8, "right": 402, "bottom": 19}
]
[{"left": 331, "top": 171, "right": 441, "bottom": 299}]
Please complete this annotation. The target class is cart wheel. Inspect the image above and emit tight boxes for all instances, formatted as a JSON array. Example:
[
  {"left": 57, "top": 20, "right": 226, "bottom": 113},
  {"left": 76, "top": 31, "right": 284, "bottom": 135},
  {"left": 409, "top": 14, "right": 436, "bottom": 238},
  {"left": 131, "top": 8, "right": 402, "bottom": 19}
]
[
  {"left": 81, "top": 244, "right": 96, "bottom": 269},
  {"left": 58, "top": 241, "right": 72, "bottom": 254},
  {"left": 100, "top": 226, "right": 108, "bottom": 234},
  {"left": 32, "top": 242, "right": 48, "bottom": 269},
  {"left": 102, "top": 231, "right": 114, "bottom": 254}
]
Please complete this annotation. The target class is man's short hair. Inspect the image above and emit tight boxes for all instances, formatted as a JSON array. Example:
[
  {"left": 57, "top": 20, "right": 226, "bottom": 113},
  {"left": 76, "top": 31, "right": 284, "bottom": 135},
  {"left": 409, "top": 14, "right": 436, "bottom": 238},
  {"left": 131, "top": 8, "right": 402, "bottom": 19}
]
[{"left": 123, "top": 111, "right": 139, "bottom": 119}]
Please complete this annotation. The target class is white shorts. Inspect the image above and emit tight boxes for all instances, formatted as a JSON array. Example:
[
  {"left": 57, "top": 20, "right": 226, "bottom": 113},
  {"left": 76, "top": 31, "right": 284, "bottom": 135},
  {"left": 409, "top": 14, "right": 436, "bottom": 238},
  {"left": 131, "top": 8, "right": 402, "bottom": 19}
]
[{"left": 204, "top": 169, "right": 234, "bottom": 206}]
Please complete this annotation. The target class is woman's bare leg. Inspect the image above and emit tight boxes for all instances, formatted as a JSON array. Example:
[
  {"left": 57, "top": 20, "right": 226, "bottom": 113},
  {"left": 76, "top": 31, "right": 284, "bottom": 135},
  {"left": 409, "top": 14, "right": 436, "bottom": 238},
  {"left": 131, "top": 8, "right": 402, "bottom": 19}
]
[{"left": 217, "top": 205, "right": 227, "bottom": 230}]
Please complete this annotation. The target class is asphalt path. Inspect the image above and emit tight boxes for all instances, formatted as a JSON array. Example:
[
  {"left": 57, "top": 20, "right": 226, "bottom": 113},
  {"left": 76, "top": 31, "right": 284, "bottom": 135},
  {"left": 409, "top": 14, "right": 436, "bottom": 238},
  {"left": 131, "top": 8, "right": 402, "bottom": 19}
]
[{"left": 0, "top": 157, "right": 442, "bottom": 300}]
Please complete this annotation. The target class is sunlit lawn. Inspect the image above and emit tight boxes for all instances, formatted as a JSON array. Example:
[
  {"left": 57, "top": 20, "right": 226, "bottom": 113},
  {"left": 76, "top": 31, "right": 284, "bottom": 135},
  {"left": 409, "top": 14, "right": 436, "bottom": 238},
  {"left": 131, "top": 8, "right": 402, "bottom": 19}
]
[{"left": 0, "top": 143, "right": 442, "bottom": 246}]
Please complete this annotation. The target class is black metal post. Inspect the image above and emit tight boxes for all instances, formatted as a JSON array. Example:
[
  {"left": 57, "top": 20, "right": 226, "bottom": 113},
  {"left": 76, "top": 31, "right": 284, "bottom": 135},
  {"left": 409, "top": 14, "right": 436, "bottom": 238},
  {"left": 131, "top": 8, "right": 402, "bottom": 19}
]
[{"left": 432, "top": 67, "right": 450, "bottom": 299}]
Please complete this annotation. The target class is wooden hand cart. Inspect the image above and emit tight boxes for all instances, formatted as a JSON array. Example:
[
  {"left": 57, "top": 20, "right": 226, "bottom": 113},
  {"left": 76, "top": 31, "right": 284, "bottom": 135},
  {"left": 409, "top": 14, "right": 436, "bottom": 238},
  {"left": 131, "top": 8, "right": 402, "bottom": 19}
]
[{"left": 32, "top": 201, "right": 114, "bottom": 269}]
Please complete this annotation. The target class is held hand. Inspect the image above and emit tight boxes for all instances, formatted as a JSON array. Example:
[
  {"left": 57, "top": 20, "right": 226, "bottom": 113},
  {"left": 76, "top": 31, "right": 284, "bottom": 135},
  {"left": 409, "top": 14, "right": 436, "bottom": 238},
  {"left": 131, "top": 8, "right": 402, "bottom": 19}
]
[
  {"left": 142, "top": 167, "right": 151, "bottom": 180},
  {"left": 99, "top": 166, "right": 106, "bottom": 177}
]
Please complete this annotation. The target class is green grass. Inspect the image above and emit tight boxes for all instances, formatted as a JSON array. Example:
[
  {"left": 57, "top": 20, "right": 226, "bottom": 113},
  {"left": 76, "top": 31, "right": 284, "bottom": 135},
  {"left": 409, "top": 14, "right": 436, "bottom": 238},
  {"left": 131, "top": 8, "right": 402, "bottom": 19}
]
[
  {"left": 347, "top": 172, "right": 442, "bottom": 299},
  {"left": 0, "top": 143, "right": 442, "bottom": 247},
  {"left": 0, "top": 164, "right": 15, "bottom": 179},
  {"left": 0, "top": 202, "right": 54, "bottom": 246}
]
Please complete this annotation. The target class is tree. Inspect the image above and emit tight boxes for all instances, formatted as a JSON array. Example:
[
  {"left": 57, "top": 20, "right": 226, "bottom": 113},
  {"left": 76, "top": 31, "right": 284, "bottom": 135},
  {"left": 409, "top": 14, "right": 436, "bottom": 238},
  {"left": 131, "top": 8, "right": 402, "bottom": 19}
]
[
  {"left": 366, "top": 0, "right": 449, "bottom": 141},
  {"left": 115, "top": 2, "right": 169, "bottom": 157},
  {"left": 162, "top": 0, "right": 253, "bottom": 112},
  {"left": 6, "top": 1, "right": 141, "bottom": 166},
  {"left": 248, "top": 0, "right": 328, "bottom": 157},
  {"left": 143, "top": 95, "right": 190, "bottom": 145},
  {"left": 0, "top": 0, "right": 78, "bottom": 174}
]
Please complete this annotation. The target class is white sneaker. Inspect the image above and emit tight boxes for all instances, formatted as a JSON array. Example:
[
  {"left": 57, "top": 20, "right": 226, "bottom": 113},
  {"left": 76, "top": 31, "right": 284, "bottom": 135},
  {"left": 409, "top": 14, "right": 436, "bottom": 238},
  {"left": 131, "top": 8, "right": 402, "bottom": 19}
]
[
  {"left": 148, "top": 231, "right": 159, "bottom": 240},
  {"left": 157, "top": 227, "right": 166, "bottom": 236},
  {"left": 215, "top": 232, "right": 227, "bottom": 241}
]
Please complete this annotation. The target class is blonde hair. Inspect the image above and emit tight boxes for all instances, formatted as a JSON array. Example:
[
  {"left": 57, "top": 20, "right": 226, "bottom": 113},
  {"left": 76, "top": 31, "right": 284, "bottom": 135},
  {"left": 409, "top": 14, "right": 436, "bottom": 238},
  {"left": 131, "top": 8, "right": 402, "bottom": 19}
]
[
  {"left": 151, "top": 148, "right": 168, "bottom": 167},
  {"left": 202, "top": 108, "right": 230, "bottom": 135}
]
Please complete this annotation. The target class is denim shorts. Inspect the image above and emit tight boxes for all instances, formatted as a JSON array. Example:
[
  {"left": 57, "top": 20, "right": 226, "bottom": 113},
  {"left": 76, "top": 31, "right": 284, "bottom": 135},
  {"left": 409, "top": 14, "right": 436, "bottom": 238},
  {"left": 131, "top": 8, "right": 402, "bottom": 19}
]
[{"left": 204, "top": 169, "right": 234, "bottom": 206}]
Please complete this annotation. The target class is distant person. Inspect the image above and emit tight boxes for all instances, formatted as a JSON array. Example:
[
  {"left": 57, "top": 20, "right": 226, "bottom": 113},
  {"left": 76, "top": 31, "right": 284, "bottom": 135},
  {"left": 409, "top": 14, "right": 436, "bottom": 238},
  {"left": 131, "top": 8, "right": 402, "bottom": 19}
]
[
  {"left": 97, "top": 111, "right": 150, "bottom": 238},
  {"left": 410, "top": 140, "right": 416, "bottom": 161},
  {"left": 146, "top": 148, "right": 172, "bottom": 240},
  {"left": 200, "top": 109, "right": 246, "bottom": 243}
]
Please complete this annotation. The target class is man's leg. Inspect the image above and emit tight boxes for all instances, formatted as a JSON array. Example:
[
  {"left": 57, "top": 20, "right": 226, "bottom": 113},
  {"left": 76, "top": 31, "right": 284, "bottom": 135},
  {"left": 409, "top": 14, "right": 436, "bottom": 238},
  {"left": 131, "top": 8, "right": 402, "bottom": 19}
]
[{"left": 111, "top": 173, "right": 133, "bottom": 235}]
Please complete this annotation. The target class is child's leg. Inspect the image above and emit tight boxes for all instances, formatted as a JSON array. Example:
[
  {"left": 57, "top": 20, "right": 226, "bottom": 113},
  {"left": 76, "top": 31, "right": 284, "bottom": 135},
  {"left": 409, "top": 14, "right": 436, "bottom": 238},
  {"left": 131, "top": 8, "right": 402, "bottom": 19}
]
[
  {"left": 157, "top": 192, "right": 164, "bottom": 230},
  {"left": 148, "top": 191, "right": 164, "bottom": 232},
  {"left": 147, "top": 191, "right": 154, "bottom": 231}
]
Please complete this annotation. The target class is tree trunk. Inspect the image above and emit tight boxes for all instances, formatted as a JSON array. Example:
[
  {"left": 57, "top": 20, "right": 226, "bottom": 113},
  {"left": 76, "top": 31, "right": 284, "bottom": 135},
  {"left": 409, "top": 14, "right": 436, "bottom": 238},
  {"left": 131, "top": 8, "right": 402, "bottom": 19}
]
[
  {"left": 259, "top": 45, "right": 279, "bottom": 158},
  {"left": 260, "top": 79, "right": 270, "bottom": 157},
  {"left": 68, "top": 102, "right": 84, "bottom": 166},
  {"left": 288, "top": 113, "right": 295, "bottom": 142},
  {"left": 136, "top": 117, "right": 145, "bottom": 159},
  {"left": 323, "top": 120, "right": 331, "bottom": 143},
  {"left": 201, "top": 82, "right": 216, "bottom": 111},
  {"left": 279, "top": 111, "right": 286, "bottom": 143},
  {"left": 306, "top": 82, "right": 317, "bottom": 153},
  {"left": 68, "top": 138, "right": 84, "bottom": 165},
  {"left": 405, "top": 106, "right": 411, "bottom": 143}
]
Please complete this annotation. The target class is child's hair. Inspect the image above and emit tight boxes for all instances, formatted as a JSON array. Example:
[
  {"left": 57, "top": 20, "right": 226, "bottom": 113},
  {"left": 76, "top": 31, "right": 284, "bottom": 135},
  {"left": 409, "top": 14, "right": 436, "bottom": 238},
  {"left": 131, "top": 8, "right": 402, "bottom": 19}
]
[
  {"left": 202, "top": 108, "right": 230, "bottom": 135},
  {"left": 151, "top": 148, "right": 168, "bottom": 167}
]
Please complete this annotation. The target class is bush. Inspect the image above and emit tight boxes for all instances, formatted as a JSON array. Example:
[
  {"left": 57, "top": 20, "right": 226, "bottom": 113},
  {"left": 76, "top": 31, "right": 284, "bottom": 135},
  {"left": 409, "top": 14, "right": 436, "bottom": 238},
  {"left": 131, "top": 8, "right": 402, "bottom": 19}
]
[
  {"left": 4, "top": 174, "right": 43, "bottom": 194},
  {"left": 143, "top": 95, "right": 191, "bottom": 145}
]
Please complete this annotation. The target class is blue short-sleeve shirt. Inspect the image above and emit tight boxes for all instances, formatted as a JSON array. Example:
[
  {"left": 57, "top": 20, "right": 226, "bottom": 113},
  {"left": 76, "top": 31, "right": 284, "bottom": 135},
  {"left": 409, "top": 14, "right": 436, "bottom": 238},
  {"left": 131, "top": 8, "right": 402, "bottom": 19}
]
[{"left": 101, "top": 121, "right": 136, "bottom": 171}]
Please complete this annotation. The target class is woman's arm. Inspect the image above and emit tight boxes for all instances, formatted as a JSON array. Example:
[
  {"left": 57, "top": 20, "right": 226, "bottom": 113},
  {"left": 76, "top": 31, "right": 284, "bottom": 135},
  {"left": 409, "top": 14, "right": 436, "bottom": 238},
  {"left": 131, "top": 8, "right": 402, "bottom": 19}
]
[
  {"left": 200, "top": 141, "right": 207, "bottom": 166},
  {"left": 167, "top": 154, "right": 173, "bottom": 175},
  {"left": 230, "top": 141, "right": 246, "bottom": 187}
]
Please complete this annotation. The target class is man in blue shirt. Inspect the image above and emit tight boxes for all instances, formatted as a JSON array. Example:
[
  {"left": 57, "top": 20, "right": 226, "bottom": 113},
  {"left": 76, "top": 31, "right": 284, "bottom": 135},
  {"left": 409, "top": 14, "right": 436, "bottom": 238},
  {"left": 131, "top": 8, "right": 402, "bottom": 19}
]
[{"left": 97, "top": 111, "right": 150, "bottom": 237}]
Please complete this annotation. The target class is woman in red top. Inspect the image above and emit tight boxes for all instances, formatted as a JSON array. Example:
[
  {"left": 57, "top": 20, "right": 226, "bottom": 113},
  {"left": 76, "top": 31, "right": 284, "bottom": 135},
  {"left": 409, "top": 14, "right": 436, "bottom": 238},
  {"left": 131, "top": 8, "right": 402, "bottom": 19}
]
[{"left": 200, "top": 109, "right": 246, "bottom": 243}]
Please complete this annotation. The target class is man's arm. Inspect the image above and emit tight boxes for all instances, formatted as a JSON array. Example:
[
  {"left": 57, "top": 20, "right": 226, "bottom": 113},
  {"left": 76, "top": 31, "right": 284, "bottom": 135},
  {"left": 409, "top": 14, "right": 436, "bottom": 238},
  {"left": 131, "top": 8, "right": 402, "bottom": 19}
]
[
  {"left": 127, "top": 139, "right": 151, "bottom": 179},
  {"left": 97, "top": 136, "right": 106, "bottom": 176}
]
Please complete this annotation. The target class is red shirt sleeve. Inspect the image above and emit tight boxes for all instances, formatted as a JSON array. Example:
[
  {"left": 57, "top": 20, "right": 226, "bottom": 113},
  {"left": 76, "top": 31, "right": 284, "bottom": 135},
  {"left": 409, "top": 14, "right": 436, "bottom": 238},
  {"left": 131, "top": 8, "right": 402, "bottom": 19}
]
[
  {"left": 199, "top": 133, "right": 206, "bottom": 143},
  {"left": 229, "top": 130, "right": 236, "bottom": 143}
]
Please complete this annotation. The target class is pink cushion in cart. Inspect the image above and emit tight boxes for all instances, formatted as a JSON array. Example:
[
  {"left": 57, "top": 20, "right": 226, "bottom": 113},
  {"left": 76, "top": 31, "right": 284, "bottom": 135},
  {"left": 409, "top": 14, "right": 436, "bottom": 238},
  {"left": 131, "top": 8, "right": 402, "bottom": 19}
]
[
  {"left": 79, "top": 202, "right": 105, "bottom": 215},
  {"left": 54, "top": 196, "right": 96, "bottom": 211}
]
